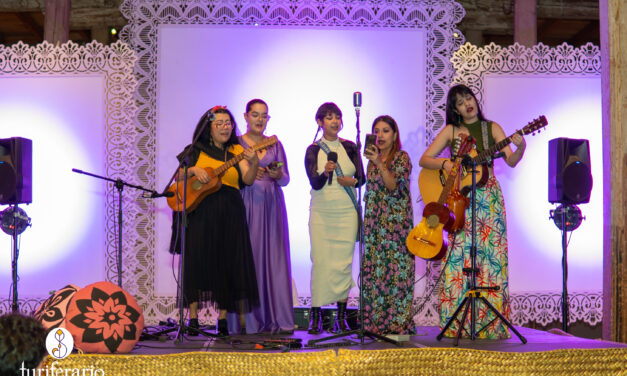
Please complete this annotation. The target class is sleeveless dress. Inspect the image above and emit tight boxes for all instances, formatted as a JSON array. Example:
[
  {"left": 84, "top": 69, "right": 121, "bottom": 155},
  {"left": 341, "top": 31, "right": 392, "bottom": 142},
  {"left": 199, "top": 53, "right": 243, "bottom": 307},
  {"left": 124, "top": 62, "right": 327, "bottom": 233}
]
[
  {"left": 305, "top": 138, "right": 364, "bottom": 307},
  {"left": 439, "top": 120, "right": 511, "bottom": 339},
  {"left": 181, "top": 143, "right": 260, "bottom": 313},
  {"left": 363, "top": 150, "right": 416, "bottom": 335},
  {"left": 227, "top": 137, "right": 294, "bottom": 334}
]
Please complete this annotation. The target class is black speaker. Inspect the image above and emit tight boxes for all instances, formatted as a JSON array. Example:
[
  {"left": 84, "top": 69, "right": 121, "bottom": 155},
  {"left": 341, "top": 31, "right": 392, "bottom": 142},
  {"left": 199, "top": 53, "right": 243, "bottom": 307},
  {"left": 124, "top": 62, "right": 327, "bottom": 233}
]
[
  {"left": 548, "top": 138, "right": 592, "bottom": 204},
  {"left": 0, "top": 137, "right": 32, "bottom": 205}
]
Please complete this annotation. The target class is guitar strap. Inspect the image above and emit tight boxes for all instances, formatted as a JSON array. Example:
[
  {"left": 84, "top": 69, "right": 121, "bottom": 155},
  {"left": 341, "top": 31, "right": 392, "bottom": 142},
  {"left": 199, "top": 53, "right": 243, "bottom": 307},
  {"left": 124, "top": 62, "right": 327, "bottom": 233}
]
[
  {"left": 480, "top": 120, "right": 494, "bottom": 167},
  {"left": 316, "top": 140, "right": 360, "bottom": 215}
]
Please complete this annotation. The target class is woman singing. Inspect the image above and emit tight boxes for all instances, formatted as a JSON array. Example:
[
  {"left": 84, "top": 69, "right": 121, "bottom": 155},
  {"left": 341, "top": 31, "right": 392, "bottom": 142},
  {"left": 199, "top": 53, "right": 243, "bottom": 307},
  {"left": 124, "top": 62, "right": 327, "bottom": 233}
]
[
  {"left": 174, "top": 106, "right": 260, "bottom": 336},
  {"left": 362, "top": 115, "right": 416, "bottom": 335},
  {"left": 305, "top": 102, "right": 365, "bottom": 334},
  {"left": 419, "top": 84, "right": 526, "bottom": 339},
  {"left": 229, "top": 99, "right": 294, "bottom": 334}
]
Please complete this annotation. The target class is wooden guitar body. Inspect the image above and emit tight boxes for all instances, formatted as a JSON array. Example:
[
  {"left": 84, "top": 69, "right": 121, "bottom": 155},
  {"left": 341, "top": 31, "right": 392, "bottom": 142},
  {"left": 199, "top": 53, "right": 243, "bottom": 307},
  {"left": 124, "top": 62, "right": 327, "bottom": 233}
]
[
  {"left": 166, "top": 135, "right": 278, "bottom": 212},
  {"left": 406, "top": 202, "right": 453, "bottom": 261},
  {"left": 166, "top": 167, "right": 221, "bottom": 212},
  {"left": 446, "top": 189, "right": 469, "bottom": 232}
]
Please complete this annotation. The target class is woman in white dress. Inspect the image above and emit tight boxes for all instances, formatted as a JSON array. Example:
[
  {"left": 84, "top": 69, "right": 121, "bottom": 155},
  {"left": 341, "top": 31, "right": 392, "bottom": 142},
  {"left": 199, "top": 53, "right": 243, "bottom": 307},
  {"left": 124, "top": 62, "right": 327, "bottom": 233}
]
[{"left": 304, "top": 102, "right": 365, "bottom": 333}]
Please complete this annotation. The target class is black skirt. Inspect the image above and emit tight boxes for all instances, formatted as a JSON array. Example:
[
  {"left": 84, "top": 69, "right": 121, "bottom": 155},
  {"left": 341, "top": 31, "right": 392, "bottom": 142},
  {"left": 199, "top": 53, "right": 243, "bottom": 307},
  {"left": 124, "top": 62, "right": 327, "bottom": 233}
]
[{"left": 181, "top": 185, "right": 259, "bottom": 313}]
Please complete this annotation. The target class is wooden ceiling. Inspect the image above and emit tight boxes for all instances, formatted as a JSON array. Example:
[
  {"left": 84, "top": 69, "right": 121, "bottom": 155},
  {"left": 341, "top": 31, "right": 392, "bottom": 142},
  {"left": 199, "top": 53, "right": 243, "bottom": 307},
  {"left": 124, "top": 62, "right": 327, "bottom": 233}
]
[{"left": 0, "top": 1, "right": 600, "bottom": 47}]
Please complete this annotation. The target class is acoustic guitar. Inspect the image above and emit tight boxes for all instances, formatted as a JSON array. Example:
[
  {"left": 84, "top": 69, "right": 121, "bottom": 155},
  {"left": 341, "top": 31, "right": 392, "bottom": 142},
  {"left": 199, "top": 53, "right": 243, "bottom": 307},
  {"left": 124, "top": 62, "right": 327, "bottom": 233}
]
[
  {"left": 406, "top": 135, "right": 475, "bottom": 261},
  {"left": 418, "top": 115, "right": 548, "bottom": 204},
  {"left": 166, "top": 136, "right": 277, "bottom": 212}
]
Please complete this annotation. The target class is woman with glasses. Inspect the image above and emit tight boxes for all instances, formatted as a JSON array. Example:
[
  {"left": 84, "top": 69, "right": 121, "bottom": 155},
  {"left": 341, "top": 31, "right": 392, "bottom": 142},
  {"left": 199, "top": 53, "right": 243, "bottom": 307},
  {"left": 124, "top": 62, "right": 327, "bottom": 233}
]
[
  {"left": 173, "top": 106, "right": 260, "bottom": 336},
  {"left": 228, "top": 99, "right": 294, "bottom": 334},
  {"left": 305, "top": 102, "right": 365, "bottom": 334}
]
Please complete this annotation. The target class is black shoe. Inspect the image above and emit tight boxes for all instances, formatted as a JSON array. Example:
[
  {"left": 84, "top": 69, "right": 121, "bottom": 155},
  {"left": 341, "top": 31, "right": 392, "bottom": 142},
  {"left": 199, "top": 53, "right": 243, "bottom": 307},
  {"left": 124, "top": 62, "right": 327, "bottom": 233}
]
[
  {"left": 217, "top": 319, "right": 228, "bottom": 336},
  {"left": 334, "top": 302, "right": 350, "bottom": 333},
  {"left": 240, "top": 327, "right": 247, "bottom": 335},
  {"left": 187, "top": 318, "right": 199, "bottom": 336},
  {"left": 308, "top": 307, "right": 322, "bottom": 334}
]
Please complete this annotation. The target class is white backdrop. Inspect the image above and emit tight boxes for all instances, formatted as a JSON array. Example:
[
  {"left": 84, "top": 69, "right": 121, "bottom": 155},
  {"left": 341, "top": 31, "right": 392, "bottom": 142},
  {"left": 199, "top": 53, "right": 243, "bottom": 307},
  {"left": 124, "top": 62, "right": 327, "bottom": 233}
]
[
  {"left": 154, "top": 25, "right": 427, "bottom": 298},
  {"left": 0, "top": 75, "right": 107, "bottom": 295},
  {"left": 482, "top": 75, "right": 602, "bottom": 293}
]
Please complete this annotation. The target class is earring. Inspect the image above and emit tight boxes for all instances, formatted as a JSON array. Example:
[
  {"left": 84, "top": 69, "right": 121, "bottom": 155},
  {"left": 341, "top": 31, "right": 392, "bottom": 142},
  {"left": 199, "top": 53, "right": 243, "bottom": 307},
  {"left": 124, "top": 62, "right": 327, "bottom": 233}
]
[{"left": 457, "top": 113, "right": 461, "bottom": 123}]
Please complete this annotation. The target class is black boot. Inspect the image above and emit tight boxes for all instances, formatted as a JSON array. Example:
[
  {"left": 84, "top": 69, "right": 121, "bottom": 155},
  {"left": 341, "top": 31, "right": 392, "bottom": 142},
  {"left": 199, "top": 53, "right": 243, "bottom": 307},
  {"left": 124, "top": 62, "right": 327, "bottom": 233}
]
[
  {"left": 187, "top": 318, "right": 199, "bottom": 336},
  {"left": 334, "top": 302, "right": 350, "bottom": 332},
  {"left": 217, "top": 318, "right": 228, "bottom": 336},
  {"left": 308, "top": 307, "right": 322, "bottom": 334}
]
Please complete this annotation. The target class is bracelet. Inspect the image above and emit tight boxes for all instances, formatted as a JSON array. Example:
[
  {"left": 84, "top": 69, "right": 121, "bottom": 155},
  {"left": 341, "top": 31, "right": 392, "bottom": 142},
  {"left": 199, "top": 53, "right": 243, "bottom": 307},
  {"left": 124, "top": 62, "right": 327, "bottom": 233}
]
[{"left": 441, "top": 160, "right": 448, "bottom": 170}]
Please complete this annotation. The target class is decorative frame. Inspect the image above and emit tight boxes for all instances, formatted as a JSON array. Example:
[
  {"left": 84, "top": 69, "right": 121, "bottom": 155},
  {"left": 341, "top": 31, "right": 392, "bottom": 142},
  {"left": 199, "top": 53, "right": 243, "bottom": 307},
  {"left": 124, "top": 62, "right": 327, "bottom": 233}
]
[
  {"left": 0, "top": 40, "right": 138, "bottom": 313},
  {"left": 441, "top": 41, "right": 603, "bottom": 327},
  {"left": 119, "top": 0, "right": 465, "bottom": 324}
]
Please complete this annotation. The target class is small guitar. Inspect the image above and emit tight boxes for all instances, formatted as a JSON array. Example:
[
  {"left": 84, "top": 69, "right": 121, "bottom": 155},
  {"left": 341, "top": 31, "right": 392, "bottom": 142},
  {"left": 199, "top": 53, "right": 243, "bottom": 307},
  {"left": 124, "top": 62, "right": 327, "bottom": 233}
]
[
  {"left": 167, "top": 136, "right": 277, "bottom": 212},
  {"left": 419, "top": 115, "right": 548, "bottom": 203},
  {"left": 406, "top": 135, "right": 475, "bottom": 261}
]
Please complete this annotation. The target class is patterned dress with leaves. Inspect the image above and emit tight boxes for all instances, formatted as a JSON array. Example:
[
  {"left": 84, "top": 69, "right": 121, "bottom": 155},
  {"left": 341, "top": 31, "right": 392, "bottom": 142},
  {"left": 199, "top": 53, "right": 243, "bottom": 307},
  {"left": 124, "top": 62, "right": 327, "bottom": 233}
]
[
  {"left": 439, "top": 176, "right": 511, "bottom": 339},
  {"left": 363, "top": 150, "right": 416, "bottom": 335}
]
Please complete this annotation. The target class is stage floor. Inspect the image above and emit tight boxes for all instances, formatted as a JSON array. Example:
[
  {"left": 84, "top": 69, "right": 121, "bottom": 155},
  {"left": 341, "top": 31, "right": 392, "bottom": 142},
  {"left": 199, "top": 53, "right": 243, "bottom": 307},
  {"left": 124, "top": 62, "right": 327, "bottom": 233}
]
[{"left": 132, "top": 325, "right": 627, "bottom": 355}]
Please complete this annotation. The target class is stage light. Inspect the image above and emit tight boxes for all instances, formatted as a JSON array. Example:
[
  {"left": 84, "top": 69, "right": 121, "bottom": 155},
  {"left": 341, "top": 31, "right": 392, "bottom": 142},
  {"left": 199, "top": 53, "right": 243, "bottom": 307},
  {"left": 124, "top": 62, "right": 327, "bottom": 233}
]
[
  {"left": 453, "top": 32, "right": 460, "bottom": 38},
  {"left": 0, "top": 206, "right": 31, "bottom": 235},
  {"left": 550, "top": 204, "right": 584, "bottom": 232},
  {"left": 110, "top": 27, "right": 117, "bottom": 36}
]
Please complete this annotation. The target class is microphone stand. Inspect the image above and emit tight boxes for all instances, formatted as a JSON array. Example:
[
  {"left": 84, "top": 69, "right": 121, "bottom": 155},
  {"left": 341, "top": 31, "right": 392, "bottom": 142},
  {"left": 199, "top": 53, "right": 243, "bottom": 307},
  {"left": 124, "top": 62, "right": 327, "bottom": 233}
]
[
  {"left": 155, "top": 110, "right": 219, "bottom": 343},
  {"left": 71, "top": 168, "right": 157, "bottom": 288},
  {"left": 308, "top": 104, "right": 399, "bottom": 347},
  {"left": 437, "top": 152, "right": 526, "bottom": 345}
]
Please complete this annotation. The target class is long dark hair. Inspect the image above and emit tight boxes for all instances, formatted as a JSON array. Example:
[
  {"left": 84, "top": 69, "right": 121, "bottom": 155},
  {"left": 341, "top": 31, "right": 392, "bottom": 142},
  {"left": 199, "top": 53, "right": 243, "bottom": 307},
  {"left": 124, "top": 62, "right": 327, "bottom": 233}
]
[
  {"left": 446, "top": 84, "right": 487, "bottom": 127},
  {"left": 371, "top": 115, "right": 401, "bottom": 171},
  {"left": 192, "top": 106, "right": 239, "bottom": 148}
]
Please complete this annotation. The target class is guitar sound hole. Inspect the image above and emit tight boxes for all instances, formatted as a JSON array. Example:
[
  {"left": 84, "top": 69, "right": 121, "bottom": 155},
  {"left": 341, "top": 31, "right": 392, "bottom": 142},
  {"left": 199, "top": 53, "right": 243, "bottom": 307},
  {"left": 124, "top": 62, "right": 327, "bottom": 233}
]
[
  {"left": 191, "top": 181, "right": 203, "bottom": 191},
  {"left": 426, "top": 214, "right": 439, "bottom": 228}
]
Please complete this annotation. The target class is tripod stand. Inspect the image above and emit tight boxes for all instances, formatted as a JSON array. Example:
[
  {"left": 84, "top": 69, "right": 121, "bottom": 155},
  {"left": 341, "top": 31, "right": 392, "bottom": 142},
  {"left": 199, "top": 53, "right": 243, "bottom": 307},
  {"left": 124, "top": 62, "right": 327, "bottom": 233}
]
[
  {"left": 72, "top": 169, "right": 156, "bottom": 288},
  {"left": 1, "top": 205, "right": 31, "bottom": 312},
  {"left": 308, "top": 94, "right": 399, "bottom": 347},
  {"left": 437, "top": 156, "right": 526, "bottom": 346}
]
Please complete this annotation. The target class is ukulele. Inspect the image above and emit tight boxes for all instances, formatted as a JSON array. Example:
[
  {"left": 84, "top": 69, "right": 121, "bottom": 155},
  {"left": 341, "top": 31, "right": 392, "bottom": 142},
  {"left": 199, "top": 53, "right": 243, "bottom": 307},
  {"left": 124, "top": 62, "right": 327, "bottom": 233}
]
[
  {"left": 406, "top": 135, "right": 475, "bottom": 260},
  {"left": 166, "top": 136, "right": 277, "bottom": 212},
  {"left": 418, "top": 115, "right": 548, "bottom": 202}
]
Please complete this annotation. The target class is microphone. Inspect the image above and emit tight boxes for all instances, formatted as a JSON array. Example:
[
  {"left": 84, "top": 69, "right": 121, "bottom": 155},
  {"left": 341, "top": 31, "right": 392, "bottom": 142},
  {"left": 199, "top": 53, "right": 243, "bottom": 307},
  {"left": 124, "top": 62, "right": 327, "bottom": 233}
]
[
  {"left": 327, "top": 152, "right": 338, "bottom": 185},
  {"left": 353, "top": 92, "right": 362, "bottom": 108},
  {"left": 142, "top": 191, "right": 175, "bottom": 198}
]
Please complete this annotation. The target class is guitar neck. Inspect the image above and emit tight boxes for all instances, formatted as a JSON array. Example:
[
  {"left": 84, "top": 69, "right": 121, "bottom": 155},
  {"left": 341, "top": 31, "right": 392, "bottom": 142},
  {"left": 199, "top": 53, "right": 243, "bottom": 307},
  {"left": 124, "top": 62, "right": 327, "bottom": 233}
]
[
  {"left": 213, "top": 136, "right": 277, "bottom": 176},
  {"left": 436, "top": 164, "right": 459, "bottom": 204},
  {"left": 474, "top": 130, "right": 520, "bottom": 163}
]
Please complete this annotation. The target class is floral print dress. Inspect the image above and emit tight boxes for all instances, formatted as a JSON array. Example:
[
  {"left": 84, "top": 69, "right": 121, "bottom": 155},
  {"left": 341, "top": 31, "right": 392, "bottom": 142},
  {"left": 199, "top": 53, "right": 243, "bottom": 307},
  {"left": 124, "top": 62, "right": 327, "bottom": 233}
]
[
  {"left": 363, "top": 150, "right": 416, "bottom": 335},
  {"left": 439, "top": 176, "right": 511, "bottom": 339}
]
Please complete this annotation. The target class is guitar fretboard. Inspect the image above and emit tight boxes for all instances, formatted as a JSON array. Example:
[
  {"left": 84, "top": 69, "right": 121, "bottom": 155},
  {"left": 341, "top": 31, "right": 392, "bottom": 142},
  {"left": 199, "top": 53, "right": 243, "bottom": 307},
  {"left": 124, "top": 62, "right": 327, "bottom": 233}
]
[{"left": 214, "top": 136, "right": 277, "bottom": 176}]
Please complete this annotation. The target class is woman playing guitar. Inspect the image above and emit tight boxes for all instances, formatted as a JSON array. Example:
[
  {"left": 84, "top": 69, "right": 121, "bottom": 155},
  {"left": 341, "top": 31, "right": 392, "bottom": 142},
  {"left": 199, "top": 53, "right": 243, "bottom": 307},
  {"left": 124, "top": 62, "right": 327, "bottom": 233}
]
[
  {"left": 171, "top": 106, "right": 261, "bottom": 336},
  {"left": 418, "top": 84, "right": 526, "bottom": 340}
]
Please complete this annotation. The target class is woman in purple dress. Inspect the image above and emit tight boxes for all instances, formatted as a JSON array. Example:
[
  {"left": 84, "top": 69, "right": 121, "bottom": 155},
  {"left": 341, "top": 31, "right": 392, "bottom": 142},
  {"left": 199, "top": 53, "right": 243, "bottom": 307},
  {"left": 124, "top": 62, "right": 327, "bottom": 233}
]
[{"left": 229, "top": 99, "right": 294, "bottom": 334}]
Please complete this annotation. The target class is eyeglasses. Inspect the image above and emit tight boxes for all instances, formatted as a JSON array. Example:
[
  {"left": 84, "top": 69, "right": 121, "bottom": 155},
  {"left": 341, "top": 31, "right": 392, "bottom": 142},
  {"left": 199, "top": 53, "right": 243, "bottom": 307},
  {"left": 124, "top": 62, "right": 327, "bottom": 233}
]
[
  {"left": 248, "top": 112, "right": 271, "bottom": 120},
  {"left": 213, "top": 120, "right": 233, "bottom": 128}
]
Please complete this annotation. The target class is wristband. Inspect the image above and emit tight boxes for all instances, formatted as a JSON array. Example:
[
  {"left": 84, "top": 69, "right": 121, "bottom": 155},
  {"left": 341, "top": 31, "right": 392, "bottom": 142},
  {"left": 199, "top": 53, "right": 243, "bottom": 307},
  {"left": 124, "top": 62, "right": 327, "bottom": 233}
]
[{"left": 441, "top": 160, "right": 448, "bottom": 170}]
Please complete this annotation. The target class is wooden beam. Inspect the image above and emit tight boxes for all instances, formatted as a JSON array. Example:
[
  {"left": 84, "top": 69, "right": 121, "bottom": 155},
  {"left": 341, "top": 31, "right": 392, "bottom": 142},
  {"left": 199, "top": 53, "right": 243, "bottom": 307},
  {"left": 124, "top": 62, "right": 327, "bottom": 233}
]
[
  {"left": 44, "top": 0, "right": 70, "bottom": 44},
  {"left": 15, "top": 12, "right": 43, "bottom": 41},
  {"left": 600, "top": 0, "right": 627, "bottom": 343},
  {"left": 568, "top": 20, "right": 599, "bottom": 46},
  {"left": 514, "top": 0, "right": 537, "bottom": 47}
]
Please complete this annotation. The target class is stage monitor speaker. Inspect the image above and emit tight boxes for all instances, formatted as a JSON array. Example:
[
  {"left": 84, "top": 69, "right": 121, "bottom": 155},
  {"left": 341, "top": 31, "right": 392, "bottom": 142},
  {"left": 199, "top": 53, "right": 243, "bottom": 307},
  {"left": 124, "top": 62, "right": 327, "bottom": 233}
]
[
  {"left": 0, "top": 137, "right": 32, "bottom": 205},
  {"left": 548, "top": 138, "right": 592, "bottom": 204}
]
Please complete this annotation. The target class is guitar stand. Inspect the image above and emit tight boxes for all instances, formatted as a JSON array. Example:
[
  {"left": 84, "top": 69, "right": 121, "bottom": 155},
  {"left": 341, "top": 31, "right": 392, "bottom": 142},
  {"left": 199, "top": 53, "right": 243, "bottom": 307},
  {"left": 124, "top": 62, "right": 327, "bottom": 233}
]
[{"left": 437, "top": 155, "right": 526, "bottom": 346}]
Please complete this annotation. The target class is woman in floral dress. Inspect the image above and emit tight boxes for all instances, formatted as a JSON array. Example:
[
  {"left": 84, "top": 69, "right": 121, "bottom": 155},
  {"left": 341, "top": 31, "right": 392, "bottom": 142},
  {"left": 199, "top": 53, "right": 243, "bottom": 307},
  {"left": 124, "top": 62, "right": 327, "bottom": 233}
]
[
  {"left": 363, "top": 115, "right": 416, "bottom": 335},
  {"left": 419, "top": 84, "right": 526, "bottom": 339}
]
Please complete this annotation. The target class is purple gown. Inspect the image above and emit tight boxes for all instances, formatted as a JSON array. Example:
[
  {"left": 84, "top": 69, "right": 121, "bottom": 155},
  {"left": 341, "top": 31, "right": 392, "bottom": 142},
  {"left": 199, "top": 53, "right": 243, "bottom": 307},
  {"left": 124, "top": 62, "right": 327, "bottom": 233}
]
[{"left": 228, "top": 136, "right": 294, "bottom": 334}]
